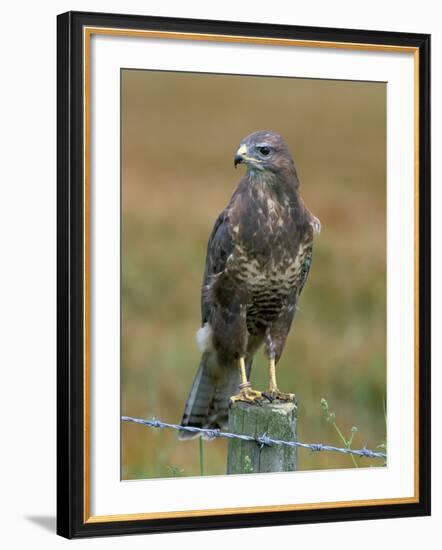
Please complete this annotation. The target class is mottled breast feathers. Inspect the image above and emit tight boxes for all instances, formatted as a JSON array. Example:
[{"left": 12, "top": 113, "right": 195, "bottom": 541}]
[{"left": 201, "top": 176, "right": 315, "bottom": 336}]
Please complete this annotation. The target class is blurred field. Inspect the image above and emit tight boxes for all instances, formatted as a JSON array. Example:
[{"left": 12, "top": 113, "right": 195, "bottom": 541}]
[{"left": 121, "top": 69, "right": 386, "bottom": 479}]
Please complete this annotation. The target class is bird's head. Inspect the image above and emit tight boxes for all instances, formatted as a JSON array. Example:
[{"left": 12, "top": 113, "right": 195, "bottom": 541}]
[{"left": 234, "top": 131, "right": 296, "bottom": 178}]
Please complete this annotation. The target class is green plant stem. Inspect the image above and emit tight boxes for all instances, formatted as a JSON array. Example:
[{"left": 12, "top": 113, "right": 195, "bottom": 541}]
[
  {"left": 199, "top": 437, "right": 204, "bottom": 477},
  {"left": 332, "top": 422, "right": 359, "bottom": 468}
]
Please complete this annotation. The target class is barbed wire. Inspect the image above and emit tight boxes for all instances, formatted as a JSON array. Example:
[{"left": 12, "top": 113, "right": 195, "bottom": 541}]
[{"left": 121, "top": 416, "right": 386, "bottom": 460}]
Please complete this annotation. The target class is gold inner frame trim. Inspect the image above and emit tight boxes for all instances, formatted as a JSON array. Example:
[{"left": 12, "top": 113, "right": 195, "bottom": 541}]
[
  {"left": 83, "top": 26, "right": 420, "bottom": 524},
  {"left": 413, "top": 49, "right": 420, "bottom": 502}
]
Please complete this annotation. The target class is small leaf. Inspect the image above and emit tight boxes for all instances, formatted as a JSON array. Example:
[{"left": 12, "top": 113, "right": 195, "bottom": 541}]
[
  {"left": 167, "top": 465, "right": 184, "bottom": 477},
  {"left": 243, "top": 455, "right": 254, "bottom": 474}
]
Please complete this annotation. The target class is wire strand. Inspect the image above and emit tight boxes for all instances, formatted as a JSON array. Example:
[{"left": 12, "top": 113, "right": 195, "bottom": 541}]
[{"left": 121, "top": 416, "right": 386, "bottom": 459}]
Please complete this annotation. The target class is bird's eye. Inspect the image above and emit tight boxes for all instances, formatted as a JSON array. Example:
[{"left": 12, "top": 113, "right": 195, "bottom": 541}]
[{"left": 259, "top": 146, "right": 271, "bottom": 156}]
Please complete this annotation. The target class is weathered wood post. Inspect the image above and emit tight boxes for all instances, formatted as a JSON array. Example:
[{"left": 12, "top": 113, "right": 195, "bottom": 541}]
[{"left": 226, "top": 399, "right": 298, "bottom": 474}]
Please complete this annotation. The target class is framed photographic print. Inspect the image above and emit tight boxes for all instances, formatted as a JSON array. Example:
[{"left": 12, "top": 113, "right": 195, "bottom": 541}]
[{"left": 57, "top": 11, "right": 431, "bottom": 538}]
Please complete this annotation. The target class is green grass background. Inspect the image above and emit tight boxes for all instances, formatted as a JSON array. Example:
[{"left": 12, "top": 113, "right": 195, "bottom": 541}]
[{"left": 121, "top": 69, "right": 386, "bottom": 479}]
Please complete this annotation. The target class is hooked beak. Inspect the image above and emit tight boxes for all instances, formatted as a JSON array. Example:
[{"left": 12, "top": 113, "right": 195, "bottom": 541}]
[{"left": 234, "top": 144, "right": 247, "bottom": 168}]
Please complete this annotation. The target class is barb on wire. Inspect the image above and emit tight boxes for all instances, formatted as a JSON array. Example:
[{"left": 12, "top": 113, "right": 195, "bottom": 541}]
[{"left": 121, "top": 416, "right": 386, "bottom": 460}]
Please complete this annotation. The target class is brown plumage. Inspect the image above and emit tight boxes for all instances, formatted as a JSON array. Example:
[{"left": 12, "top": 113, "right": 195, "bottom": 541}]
[{"left": 179, "top": 131, "right": 320, "bottom": 440}]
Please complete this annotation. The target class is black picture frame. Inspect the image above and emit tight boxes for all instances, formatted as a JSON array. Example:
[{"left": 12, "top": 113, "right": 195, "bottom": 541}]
[{"left": 57, "top": 10, "right": 431, "bottom": 539}]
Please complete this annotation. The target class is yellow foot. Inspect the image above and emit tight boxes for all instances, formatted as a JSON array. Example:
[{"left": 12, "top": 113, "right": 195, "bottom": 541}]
[
  {"left": 230, "top": 383, "right": 264, "bottom": 405},
  {"left": 262, "top": 388, "right": 296, "bottom": 403}
]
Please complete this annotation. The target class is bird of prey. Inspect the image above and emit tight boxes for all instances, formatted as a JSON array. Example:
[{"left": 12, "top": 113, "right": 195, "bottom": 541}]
[{"left": 179, "top": 130, "right": 320, "bottom": 439}]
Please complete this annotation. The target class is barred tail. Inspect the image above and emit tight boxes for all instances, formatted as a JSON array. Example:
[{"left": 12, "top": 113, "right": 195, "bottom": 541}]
[{"left": 178, "top": 353, "right": 252, "bottom": 440}]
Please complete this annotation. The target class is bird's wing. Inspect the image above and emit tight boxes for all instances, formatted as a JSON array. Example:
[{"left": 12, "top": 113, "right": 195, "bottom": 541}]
[
  {"left": 201, "top": 210, "right": 234, "bottom": 323},
  {"left": 297, "top": 240, "right": 313, "bottom": 297},
  {"left": 294, "top": 214, "right": 319, "bottom": 298}
]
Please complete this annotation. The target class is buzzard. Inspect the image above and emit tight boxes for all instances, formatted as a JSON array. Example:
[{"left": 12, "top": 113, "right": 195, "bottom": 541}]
[{"left": 179, "top": 130, "right": 320, "bottom": 439}]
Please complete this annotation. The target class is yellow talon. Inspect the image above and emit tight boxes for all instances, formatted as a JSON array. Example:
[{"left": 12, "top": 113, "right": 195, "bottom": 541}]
[
  {"left": 266, "top": 358, "right": 296, "bottom": 402},
  {"left": 230, "top": 382, "right": 264, "bottom": 404},
  {"left": 264, "top": 389, "right": 296, "bottom": 403},
  {"left": 230, "top": 357, "right": 264, "bottom": 404}
]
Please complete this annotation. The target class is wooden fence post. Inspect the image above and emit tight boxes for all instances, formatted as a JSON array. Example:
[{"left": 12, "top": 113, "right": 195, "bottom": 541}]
[{"left": 226, "top": 399, "right": 298, "bottom": 474}]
